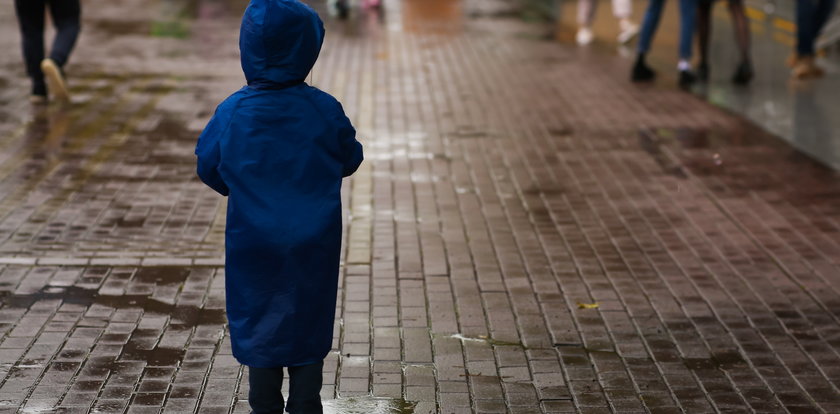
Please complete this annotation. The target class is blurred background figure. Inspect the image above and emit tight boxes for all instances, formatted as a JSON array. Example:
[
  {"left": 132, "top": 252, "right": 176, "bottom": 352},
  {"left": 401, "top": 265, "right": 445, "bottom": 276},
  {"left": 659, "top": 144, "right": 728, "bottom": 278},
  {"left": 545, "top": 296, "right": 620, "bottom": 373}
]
[
  {"left": 332, "top": 0, "right": 350, "bottom": 19},
  {"left": 631, "top": 0, "right": 698, "bottom": 86},
  {"left": 696, "top": 0, "right": 753, "bottom": 84},
  {"left": 575, "top": 0, "right": 638, "bottom": 45},
  {"left": 14, "top": 0, "right": 81, "bottom": 104},
  {"left": 792, "top": 0, "right": 837, "bottom": 79}
]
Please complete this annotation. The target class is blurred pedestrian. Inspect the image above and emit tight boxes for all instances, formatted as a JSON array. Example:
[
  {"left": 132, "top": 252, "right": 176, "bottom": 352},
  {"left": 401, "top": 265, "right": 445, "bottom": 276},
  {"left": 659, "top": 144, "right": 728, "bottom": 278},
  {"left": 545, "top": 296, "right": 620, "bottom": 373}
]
[
  {"left": 575, "top": 0, "right": 639, "bottom": 45},
  {"left": 336, "top": 0, "right": 350, "bottom": 19},
  {"left": 631, "top": 0, "right": 698, "bottom": 87},
  {"left": 696, "top": 0, "right": 753, "bottom": 84},
  {"left": 195, "top": 1, "right": 363, "bottom": 413},
  {"left": 14, "top": 0, "right": 81, "bottom": 103},
  {"left": 792, "top": 0, "right": 836, "bottom": 79}
]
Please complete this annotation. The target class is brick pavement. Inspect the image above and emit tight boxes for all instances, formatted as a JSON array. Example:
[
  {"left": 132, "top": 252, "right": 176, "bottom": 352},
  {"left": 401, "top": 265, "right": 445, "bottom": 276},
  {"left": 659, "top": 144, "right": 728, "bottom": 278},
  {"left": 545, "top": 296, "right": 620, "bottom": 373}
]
[{"left": 0, "top": 0, "right": 839, "bottom": 413}]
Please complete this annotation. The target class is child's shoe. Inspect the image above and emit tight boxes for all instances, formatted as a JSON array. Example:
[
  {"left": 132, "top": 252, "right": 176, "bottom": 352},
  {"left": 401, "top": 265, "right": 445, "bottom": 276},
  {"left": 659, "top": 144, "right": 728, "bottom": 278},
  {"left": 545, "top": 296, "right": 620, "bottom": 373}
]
[{"left": 41, "top": 59, "right": 69, "bottom": 102}]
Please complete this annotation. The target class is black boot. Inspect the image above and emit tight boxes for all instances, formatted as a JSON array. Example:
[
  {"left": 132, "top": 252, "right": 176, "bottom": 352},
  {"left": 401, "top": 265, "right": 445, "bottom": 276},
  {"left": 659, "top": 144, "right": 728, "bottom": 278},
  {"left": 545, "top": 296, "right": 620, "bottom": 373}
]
[
  {"left": 631, "top": 54, "right": 656, "bottom": 82},
  {"left": 678, "top": 69, "right": 697, "bottom": 88},
  {"left": 732, "top": 60, "right": 753, "bottom": 85},
  {"left": 697, "top": 62, "right": 709, "bottom": 82}
]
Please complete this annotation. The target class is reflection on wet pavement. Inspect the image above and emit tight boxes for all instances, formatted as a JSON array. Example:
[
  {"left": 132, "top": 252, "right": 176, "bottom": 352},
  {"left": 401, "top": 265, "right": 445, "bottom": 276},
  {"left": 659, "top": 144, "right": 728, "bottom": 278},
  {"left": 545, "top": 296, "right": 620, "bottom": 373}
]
[
  {"left": 324, "top": 397, "right": 417, "bottom": 414},
  {"left": 0, "top": 0, "right": 838, "bottom": 413}
]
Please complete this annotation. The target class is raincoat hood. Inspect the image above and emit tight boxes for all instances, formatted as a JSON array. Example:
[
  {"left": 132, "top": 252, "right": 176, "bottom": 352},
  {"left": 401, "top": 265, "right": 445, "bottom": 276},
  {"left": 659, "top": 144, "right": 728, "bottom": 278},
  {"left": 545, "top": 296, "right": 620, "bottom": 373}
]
[{"left": 240, "top": 0, "right": 325, "bottom": 88}]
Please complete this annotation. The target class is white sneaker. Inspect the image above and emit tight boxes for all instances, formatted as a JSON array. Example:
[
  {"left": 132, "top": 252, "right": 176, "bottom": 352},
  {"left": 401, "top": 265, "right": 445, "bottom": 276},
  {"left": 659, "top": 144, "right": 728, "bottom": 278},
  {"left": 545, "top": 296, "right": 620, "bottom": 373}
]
[
  {"left": 576, "top": 28, "right": 594, "bottom": 45},
  {"left": 617, "top": 22, "right": 639, "bottom": 44}
]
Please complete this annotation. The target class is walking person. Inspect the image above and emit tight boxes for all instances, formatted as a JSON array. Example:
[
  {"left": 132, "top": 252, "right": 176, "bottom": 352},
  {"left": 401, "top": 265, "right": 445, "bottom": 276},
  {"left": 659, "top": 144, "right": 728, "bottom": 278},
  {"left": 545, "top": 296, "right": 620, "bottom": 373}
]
[
  {"left": 631, "top": 0, "right": 699, "bottom": 87},
  {"left": 792, "top": 0, "right": 837, "bottom": 79},
  {"left": 575, "top": 0, "right": 639, "bottom": 45},
  {"left": 195, "top": 1, "right": 364, "bottom": 413},
  {"left": 14, "top": 0, "right": 81, "bottom": 103},
  {"left": 696, "top": 0, "right": 753, "bottom": 84}
]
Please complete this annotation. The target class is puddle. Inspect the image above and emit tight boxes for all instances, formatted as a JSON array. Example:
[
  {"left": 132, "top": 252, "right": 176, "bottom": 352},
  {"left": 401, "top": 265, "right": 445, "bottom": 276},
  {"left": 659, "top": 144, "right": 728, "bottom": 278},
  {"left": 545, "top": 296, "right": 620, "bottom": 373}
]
[
  {"left": 323, "top": 397, "right": 416, "bottom": 414},
  {"left": 638, "top": 129, "right": 689, "bottom": 179},
  {"left": 0, "top": 284, "right": 226, "bottom": 327},
  {"left": 133, "top": 266, "right": 190, "bottom": 285},
  {"left": 683, "top": 351, "right": 746, "bottom": 371},
  {"left": 447, "top": 333, "right": 523, "bottom": 347}
]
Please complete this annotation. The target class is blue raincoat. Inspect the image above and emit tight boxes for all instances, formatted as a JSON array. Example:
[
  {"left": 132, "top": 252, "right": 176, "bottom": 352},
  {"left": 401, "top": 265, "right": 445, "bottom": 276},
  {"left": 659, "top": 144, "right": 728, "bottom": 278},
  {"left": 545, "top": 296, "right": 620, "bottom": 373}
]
[{"left": 195, "top": 0, "right": 363, "bottom": 368}]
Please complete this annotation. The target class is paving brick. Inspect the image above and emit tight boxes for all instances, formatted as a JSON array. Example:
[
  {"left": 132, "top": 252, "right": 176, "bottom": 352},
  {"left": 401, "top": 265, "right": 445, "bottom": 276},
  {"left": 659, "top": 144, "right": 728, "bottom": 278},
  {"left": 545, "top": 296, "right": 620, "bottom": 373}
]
[{"left": 0, "top": 0, "right": 836, "bottom": 412}]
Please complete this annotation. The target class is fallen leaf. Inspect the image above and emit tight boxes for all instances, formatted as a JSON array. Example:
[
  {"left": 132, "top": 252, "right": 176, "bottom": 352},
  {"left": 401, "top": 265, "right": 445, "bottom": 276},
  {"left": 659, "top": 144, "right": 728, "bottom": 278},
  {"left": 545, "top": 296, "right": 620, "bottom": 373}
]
[{"left": 577, "top": 302, "right": 599, "bottom": 309}]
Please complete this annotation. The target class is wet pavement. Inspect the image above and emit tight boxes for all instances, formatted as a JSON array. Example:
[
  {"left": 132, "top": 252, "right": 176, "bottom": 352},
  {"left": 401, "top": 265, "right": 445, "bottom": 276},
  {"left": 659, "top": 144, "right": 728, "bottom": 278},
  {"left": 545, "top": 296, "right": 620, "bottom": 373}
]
[
  {"left": 0, "top": 0, "right": 840, "bottom": 413},
  {"left": 554, "top": 0, "right": 840, "bottom": 170}
]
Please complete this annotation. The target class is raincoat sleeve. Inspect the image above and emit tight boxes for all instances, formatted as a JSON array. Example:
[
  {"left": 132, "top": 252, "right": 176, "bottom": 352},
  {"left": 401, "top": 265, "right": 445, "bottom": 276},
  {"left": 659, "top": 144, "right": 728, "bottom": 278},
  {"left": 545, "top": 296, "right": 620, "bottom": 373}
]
[
  {"left": 195, "top": 102, "right": 233, "bottom": 196},
  {"left": 334, "top": 106, "right": 363, "bottom": 177}
]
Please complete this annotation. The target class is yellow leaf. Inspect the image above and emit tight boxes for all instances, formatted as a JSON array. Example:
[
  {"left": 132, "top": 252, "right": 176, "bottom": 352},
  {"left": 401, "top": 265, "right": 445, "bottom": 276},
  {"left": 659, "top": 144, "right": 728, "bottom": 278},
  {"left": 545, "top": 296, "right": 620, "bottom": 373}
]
[{"left": 577, "top": 302, "right": 599, "bottom": 309}]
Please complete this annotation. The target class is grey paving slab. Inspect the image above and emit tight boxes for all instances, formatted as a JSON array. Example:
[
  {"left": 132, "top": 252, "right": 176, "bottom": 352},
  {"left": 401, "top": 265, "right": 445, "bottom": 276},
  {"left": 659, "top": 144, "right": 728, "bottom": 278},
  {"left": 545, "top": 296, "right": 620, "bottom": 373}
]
[{"left": 0, "top": 0, "right": 838, "bottom": 413}]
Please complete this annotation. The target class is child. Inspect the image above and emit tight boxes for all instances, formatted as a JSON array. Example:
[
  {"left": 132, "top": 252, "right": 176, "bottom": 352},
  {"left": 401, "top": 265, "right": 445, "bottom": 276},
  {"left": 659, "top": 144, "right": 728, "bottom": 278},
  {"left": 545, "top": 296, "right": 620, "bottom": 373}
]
[{"left": 195, "top": 1, "right": 363, "bottom": 413}]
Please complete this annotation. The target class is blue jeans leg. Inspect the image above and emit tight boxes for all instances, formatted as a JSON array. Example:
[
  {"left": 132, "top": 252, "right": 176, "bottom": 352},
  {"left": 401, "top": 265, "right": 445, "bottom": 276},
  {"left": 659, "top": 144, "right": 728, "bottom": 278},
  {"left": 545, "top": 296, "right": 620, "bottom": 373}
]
[
  {"left": 47, "top": 0, "right": 81, "bottom": 67},
  {"left": 637, "top": 0, "right": 665, "bottom": 54},
  {"left": 797, "top": 0, "right": 817, "bottom": 55},
  {"left": 795, "top": 0, "right": 836, "bottom": 56},
  {"left": 678, "top": 0, "right": 697, "bottom": 59}
]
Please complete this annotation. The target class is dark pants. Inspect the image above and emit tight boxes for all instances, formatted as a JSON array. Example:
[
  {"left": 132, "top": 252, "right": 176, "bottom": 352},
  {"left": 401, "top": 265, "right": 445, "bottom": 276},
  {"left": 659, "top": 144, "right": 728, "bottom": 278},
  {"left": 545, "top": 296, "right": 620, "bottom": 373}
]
[
  {"left": 796, "top": 0, "right": 837, "bottom": 56},
  {"left": 249, "top": 361, "right": 324, "bottom": 414},
  {"left": 14, "top": 0, "right": 81, "bottom": 95}
]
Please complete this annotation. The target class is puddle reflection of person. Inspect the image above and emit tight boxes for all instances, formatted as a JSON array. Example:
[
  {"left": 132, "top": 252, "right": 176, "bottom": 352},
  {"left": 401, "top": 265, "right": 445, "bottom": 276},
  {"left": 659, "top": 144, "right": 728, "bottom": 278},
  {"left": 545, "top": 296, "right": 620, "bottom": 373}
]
[
  {"left": 25, "top": 106, "right": 71, "bottom": 163},
  {"left": 13, "top": 0, "right": 81, "bottom": 104}
]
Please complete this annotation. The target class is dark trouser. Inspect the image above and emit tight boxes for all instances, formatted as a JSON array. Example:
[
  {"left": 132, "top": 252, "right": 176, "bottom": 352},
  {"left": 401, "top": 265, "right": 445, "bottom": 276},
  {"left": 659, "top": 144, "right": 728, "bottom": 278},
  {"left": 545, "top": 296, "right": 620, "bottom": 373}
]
[
  {"left": 249, "top": 361, "right": 324, "bottom": 414},
  {"left": 14, "top": 0, "right": 81, "bottom": 95},
  {"left": 796, "top": 0, "right": 837, "bottom": 56}
]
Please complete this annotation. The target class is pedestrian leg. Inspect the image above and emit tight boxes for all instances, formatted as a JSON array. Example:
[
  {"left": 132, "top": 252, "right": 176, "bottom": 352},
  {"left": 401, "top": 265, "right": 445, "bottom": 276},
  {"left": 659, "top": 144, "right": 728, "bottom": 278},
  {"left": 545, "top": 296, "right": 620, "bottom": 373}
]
[
  {"left": 611, "top": 0, "right": 638, "bottom": 44},
  {"left": 13, "top": 0, "right": 48, "bottom": 98},
  {"left": 631, "top": 0, "right": 664, "bottom": 82},
  {"left": 727, "top": 0, "right": 753, "bottom": 83},
  {"left": 696, "top": 0, "right": 713, "bottom": 80},
  {"left": 677, "top": 0, "right": 698, "bottom": 86},
  {"left": 575, "top": 0, "right": 597, "bottom": 45},
  {"left": 286, "top": 361, "right": 324, "bottom": 414},
  {"left": 47, "top": 0, "right": 81, "bottom": 67},
  {"left": 793, "top": 0, "right": 831, "bottom": 78}
]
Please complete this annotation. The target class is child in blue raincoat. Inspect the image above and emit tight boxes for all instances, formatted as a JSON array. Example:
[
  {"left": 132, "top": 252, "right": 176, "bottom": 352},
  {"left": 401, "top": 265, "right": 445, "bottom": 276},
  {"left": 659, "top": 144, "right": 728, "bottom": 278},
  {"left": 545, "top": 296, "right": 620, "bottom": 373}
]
[{"left": 195, "top": 1, "right": 363, "bottom": 412}]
